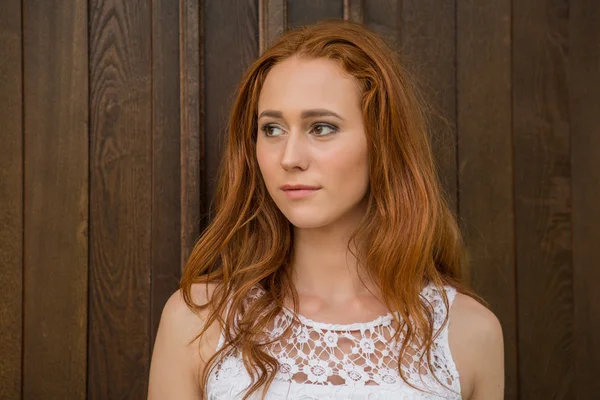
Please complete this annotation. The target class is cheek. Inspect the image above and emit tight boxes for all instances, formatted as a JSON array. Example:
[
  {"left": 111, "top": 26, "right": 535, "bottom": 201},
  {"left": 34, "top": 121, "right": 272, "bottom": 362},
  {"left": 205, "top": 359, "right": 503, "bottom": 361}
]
[
  {"left": 256, "top": 144, "right": 277, "bottom": 186},
  {"left": 321, "top": 143, "right": 369, "bottom": 187}
]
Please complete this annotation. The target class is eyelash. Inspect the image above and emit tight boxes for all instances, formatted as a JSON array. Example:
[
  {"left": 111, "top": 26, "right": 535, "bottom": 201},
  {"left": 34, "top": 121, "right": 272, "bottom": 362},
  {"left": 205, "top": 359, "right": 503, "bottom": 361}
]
[{"left": 259, "top": 123, "right": 339, "bottom": 138}]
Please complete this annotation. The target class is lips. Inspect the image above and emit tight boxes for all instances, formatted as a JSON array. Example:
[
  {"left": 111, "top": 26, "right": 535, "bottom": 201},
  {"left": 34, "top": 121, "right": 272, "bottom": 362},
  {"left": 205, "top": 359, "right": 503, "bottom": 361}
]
[
  {"left": 280, "top": 184, "right": 321, "bottom": 191},
  {"left": 281, "top": 186, "right": 320, "bottom": 199}
]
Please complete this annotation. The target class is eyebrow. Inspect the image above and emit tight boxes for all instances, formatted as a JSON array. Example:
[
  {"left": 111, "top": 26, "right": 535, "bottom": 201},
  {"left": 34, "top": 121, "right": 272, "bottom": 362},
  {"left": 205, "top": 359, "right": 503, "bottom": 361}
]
[{"left": 257, "top": 108, "right": 345, "bottom": 121}]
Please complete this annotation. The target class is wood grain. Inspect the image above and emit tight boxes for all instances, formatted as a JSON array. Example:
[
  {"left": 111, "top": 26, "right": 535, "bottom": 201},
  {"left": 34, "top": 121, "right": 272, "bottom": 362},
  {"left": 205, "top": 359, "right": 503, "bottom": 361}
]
[
  {"left": 344, "top": 0, "right": 364, "bottom": 23},
  {"left": 180, "top": 0, "right": 203, "bottom": 267},
  {"left": 260, "top": 0, "right": 287, "bottom": 54},
  {"left": 570, "top": 0, "right": 600, "bottom": 397},
  {"left": 22, "top": 0, "right": 89, "bottom": 398},
  {"left": 456, "top": 1, "right": 517, "bottom": 398},
  {"left": 88, "top": 0, "right": 152, "bottom": 397},
  {"left": 1, "top": 1, "right": 599, "bottom": 397},
  {"left": 362, "top": 0, "right": 401, "bottom": 50},
  {"left": 204, "top": 0, "right": 259, "bottom": 217},
  {"left": 400, "top": 0, "right": 458, "bottom": 214},
  {"left": 513, "top": 0, "right": 573, "bottom": 398},
  {"left": 151, "top": 0, "right": 182, "bottom": 350},
  {"left": 287, "top": 0, "right": 344, "bottom": 28},
  {"left": 0, "top": 0, "right": 23, "bottom": 398}
]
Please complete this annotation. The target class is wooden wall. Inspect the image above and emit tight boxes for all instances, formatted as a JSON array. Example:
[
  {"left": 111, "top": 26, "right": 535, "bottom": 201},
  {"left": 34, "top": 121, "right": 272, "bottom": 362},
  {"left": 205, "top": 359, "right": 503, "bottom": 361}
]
[{"left": 0, "top": 0, "right": 598, "bottom": 399}]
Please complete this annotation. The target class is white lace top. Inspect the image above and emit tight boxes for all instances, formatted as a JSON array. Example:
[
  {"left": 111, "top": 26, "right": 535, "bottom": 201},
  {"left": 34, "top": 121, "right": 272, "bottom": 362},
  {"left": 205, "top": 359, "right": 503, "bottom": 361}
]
[{"left": 207, "top": 282, "right": 461, "bottom": 399}]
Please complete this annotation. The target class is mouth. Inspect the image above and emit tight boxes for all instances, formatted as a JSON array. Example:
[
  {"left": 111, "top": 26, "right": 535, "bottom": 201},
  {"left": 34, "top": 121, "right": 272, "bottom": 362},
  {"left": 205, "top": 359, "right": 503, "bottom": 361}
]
[
  {"left": 280, "top": 184, "right": 321, "bottom": 191},
  {"left": 281, "top": 187, "right": 320, "bottom": 199}
]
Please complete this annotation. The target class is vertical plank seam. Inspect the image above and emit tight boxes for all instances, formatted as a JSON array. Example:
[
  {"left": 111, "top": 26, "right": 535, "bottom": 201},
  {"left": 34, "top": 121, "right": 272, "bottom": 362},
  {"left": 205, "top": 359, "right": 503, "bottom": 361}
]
[
  {"left": 284, "top": 1, "right": 288, "bottom": 33},
  {"left": 149, "top": 0, "right": 155, "bottom": 372},
  {"left": 20, "top": 0, "right": 25, "bottom": 396},
  {"left": 178, "top": 0, "right": 204, "bottom": 270},
  {"left": 199, "top": 0, "right": 206, "bottom": 246},
  {"left": 179, "top": 0, "right": 185, "bottom": 273},
  {"left": 566, "top": 0, "right": 575, "bottom": 391},
  {"left": 258, "top": 0, "right": 264, "bottom": 54},
  {"left": 454, "top": 0, "right": 460, "bottom": 224},
  {"left": 259, "top": 0, "right": 288, "bottom": 54},
  {"left": 86, "top": 0, "right": 92, "bottom": 396},
  {"left": 282, "top": 1, "right": 288, "bottom": 38},
  {"left": 343, "top": 0, "right": 363, "bottom": 23},
  {"left": 509, "top": 0, "right": 520, "bottom": 396}
]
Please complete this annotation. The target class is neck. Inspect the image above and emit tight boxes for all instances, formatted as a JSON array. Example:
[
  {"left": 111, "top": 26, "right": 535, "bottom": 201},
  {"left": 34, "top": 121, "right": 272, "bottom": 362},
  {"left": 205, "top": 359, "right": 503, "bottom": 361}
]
[{"left": 288, "top": 203, "right": 380, "bottom": 303}]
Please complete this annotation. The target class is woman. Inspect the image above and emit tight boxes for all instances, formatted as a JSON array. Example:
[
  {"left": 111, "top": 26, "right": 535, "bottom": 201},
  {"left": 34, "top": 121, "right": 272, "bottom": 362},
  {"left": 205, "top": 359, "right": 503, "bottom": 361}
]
[{"left": 148, "top": 19, "right": 504, "bottom": 399}]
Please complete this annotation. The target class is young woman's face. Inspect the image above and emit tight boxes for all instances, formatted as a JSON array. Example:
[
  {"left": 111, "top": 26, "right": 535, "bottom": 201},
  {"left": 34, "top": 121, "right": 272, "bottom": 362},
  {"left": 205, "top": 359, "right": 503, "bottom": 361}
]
[{"left": 256, "top": 56, "right": 370, "bottom": 229}]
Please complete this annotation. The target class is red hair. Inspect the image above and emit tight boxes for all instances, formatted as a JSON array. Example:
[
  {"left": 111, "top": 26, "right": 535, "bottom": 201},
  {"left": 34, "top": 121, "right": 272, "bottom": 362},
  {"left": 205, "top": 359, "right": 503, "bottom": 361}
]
[{"left": 180, "top": 19, "right": 482, "bottom": 399}]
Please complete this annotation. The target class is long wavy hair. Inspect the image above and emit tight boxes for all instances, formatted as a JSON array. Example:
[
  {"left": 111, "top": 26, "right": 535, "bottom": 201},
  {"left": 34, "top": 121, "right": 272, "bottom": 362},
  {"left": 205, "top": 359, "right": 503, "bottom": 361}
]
[{"left": 181, "top": 19, "right": 483, "bottom": 399}]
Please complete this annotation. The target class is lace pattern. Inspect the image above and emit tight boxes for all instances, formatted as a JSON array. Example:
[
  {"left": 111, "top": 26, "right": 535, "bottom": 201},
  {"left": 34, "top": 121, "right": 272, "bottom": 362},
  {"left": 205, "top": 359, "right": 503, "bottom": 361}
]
[{"left": 207, "top": 283, "right": 461, "bottom": 399}]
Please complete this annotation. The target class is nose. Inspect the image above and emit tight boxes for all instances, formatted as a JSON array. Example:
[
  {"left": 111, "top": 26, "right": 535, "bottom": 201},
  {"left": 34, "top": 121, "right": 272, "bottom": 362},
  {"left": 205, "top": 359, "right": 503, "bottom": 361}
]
[{"left": 280, "top": 129, "right": 309, "bottom": 171}]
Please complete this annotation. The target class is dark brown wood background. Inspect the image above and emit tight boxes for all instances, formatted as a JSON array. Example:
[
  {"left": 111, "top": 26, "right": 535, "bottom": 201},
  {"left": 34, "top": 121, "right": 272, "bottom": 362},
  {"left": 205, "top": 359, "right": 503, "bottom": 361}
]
[{"left": 1, "top": 0, "right": 598, "bottom": 399}]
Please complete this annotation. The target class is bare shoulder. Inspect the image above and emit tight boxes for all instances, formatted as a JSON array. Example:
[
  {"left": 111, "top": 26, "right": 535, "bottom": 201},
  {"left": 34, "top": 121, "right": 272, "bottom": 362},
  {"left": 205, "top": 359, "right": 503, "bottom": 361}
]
[
  {"left": 450, "top": 293, "right": 502, "bottom": 338},
  {"left": 448, "top": 292, "right": 504, "bottom": 400},
  {"left": 148, "top": 282, "right": 221, "bottom": 399},
  {"left": 163, "top": 282, "right": 220, "bottom": 346}
]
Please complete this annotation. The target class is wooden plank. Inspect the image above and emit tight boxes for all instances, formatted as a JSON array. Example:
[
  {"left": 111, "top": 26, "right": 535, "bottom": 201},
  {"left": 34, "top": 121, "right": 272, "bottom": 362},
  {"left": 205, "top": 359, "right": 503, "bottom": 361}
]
[
  {"left": 22, "top": 0, "right": 89, "bottom": 398},
  {"left": 88, "top": 0, "right": 152, "bottom": 398},
  {"left": 456, "top": 1, "right": 517, "bottom": 398},
  {"left": 570, "top": 0, "right": 600, "bottom": 397},
  {"left": 362, "top": 0, "right": 401, "bottom": 58},
  {"left": 180, "top": 0, "right": 203, "bottom": 264},
  {"left": 259, "top": 0, "right": 286, "bottom": 53},
  {"left": 204, "top": 0, "right": 259, "bottom": 215},
  {"left": 400, "top": 0, "right": 458, "bottom": 214},
  {"left": 344, "top": 0, "right": 364, "bottom": 23},
  {"left": 513, "top": 0, "right": 573, "bottom": 398},
  {"left": 287, "top": 0, "right": 343, "bottom": 28},
  {"left": 151, "top": 0, "right": 182, "bottom": 350},
  {"left": 0, "top": 0, "right": 23, "bottom": 398}
]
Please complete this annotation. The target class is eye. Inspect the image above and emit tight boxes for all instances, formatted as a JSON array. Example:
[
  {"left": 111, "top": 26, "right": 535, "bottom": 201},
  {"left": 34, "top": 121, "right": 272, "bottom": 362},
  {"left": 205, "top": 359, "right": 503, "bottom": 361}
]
[
  {"left": 260, "top": 124, "right": 284, "bottom": 137},
  {"left": 311, "top": 123, "right": 338, "bottom": 137}
]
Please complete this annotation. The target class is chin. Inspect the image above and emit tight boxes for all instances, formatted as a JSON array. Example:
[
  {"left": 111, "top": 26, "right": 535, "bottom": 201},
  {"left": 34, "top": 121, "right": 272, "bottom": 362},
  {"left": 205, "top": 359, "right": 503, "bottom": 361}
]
[
  {"left": 288, "top": 220, "right": 327, "bottom": 229},
  {"left": 280, "top": 210, "right": 332, "bottom": 229}
]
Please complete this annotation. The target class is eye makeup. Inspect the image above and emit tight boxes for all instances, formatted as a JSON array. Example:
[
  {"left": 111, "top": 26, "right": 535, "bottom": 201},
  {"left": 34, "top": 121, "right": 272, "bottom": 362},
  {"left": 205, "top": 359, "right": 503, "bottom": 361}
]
[{"left": 259, "top": 122, "right": 339, "bottom": 138}]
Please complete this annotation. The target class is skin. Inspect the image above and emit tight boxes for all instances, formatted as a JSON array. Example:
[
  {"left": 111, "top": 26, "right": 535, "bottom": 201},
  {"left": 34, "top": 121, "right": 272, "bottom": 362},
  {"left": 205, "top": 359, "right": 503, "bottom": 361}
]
[
  {"left": 255, "top": 56, "right": 385, "bottom": 322},
  {"left": 147, "top": 56, "right": 504, "bottom": 399}
]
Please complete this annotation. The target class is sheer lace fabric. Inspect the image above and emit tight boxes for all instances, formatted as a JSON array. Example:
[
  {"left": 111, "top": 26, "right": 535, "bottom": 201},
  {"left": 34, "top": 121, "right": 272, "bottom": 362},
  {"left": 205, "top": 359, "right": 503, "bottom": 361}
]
[{"left": 207, "top": 283, "right": 461, "bottom": 399}]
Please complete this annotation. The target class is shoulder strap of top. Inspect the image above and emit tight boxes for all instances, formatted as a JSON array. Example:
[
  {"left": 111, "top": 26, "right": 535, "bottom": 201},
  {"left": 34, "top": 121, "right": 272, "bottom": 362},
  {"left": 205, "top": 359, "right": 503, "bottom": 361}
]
[
  {"left": 416, "top": 283, "right": 462, "bottom": 395},
  {"left": 436, "top": 285, "right": 462, "bottom": 392},
  {"left": 439, "top": 285, "right": 458, "bottom": 338},
  {"left": 420, "top": 282, "right": 457, "bottom": 333},
  {"left": 215, "top": 285, "right": 264, "bottom": 352},
  {"left": 215, "top": 317, "right": 228, "bottom": 352},
  {"left": 215, "top": 294, "right": 234, "bottom": 352}
]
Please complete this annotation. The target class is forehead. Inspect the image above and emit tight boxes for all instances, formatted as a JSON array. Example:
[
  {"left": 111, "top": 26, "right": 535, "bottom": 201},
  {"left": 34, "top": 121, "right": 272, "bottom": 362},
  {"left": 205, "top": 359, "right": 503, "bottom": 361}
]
[{"left": 257, "top": 56, "right": 361, "bottom": 111}]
